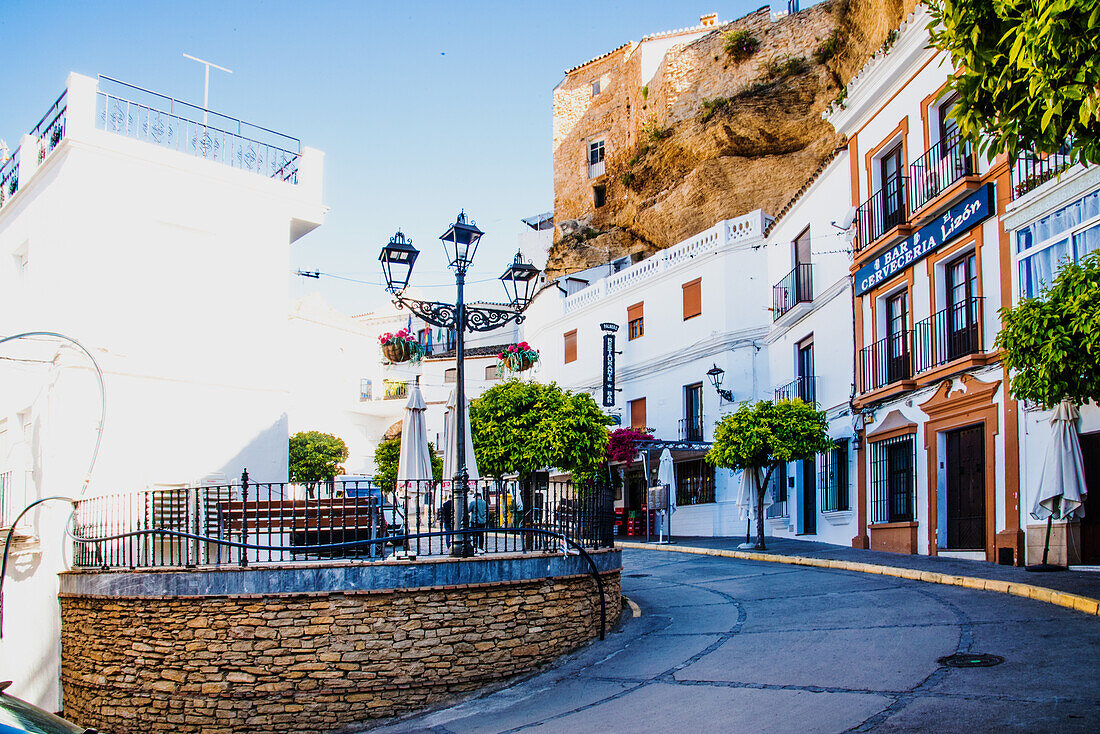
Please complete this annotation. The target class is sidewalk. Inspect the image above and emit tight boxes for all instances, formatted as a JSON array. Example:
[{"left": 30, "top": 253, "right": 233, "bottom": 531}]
[{"left": 617, "top": 535, "right": 1100, "bottom": 615}]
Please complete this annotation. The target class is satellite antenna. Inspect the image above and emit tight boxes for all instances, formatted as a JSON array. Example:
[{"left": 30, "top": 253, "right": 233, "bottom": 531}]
[
  {"left": 182, "top": 53, "right": 233, "bottom": 125},
  {"left": 831, "top": 206, "right": 858, "bottom": 231}
]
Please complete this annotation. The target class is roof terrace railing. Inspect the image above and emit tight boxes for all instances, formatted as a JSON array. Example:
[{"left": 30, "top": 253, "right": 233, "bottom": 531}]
[{"left": 95, "top": 76, "right": 301, "bottom": 184}]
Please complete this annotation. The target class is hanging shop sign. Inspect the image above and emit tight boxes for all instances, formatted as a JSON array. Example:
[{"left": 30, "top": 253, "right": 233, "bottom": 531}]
[
  {"left": 602, "top": 333, "right": 616, "bottom": 407},
  {"left": 854, "top": 183, "right": 995, "bottom": 296}
]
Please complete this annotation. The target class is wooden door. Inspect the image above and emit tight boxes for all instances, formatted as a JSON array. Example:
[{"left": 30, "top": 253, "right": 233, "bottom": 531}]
[
  {"left": 801, "top": 458, "right": 816, "bottom": 535},
  {"left": 1079, "top": 433, "right": 1100, "bottom": 564},
  {"left": 945, "top": 425, "right": 985, "bottom": 550},
  {"left": 886, "top": 292, "right": 911, "bottom": 383},
  {"left": 880, "top": 146, "right": 905, "bottom": 231}
]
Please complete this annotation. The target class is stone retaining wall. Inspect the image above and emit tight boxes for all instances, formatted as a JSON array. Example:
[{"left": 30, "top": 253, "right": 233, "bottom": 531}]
[{"left": 59, "top": 552, "right": 620, "bottom": 734}]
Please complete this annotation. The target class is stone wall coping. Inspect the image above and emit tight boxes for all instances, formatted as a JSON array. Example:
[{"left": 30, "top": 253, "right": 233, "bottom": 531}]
[{"left": 59, "top": 549, "right": 622, "bottom": 599}]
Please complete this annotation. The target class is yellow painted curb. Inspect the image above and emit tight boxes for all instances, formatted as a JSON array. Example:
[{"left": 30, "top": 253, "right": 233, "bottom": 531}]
[{"left": 615, "top": 540, "right": 1100, "bottom": 618}]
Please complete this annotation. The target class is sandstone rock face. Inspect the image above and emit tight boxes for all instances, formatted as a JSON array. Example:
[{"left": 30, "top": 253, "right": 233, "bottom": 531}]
[{"left": 548, "top": 0, "right": 919, "bottom": 280}]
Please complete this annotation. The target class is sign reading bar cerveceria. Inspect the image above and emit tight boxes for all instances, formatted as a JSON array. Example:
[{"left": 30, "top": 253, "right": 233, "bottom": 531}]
[{"left": 854, "top": 183, "right": 995, "bottom": 296}]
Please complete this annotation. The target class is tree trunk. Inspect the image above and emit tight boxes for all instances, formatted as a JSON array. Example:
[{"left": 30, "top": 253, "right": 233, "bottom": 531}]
[{"left": 756, "top": 464, "right": 777, "bottom": 551}]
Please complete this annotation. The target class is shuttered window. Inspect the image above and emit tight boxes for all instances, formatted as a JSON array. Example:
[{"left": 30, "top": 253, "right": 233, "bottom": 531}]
[
  {"left": 630, "top": 398, "right": 647, "bottom": 430},
  {"left": 682, "top": 278, "right": 701, "bottom": 320},
  {"left": 564, "top": 329, "right": 578, "bottom": 364},
  {"left": 627, "top": 302, "right": 644, "bottom": 340}
]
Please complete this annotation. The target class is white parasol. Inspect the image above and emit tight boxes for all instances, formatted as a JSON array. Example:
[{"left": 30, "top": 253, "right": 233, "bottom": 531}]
[{"left": 1032, "top": 401, "right": 1088, "bottom": 521}]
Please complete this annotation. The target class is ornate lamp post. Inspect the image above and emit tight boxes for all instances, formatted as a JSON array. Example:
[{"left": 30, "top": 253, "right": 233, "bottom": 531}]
[
  {"left": 706, "top": 363, "right": 734, "bottom": 403},
  {"left": 379, "top": 213, "right": 540, "bottom": 557}
]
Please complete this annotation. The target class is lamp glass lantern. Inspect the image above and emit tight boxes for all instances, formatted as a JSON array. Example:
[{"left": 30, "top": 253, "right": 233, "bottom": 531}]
[
  {"left": 439, "top": 211, "right": 484, "bottom": 271},
  {"left": 707, "top": 363, "right": 733, "bottom": 402},
  {"left": 499, "top": 252, "right": 541, "bottom": 308},
  {"left": 379, "top": 231, "right": 419, "bottom": 293}
]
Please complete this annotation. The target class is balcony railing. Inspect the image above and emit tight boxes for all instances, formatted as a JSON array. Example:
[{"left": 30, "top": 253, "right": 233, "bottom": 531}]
[
  {"left": 914, "top": 297, "right": 984, "bottom": 373},
  {"left": 1012, "top": 146, "right": 1075, "bottom": 199},
  {"left": 679, "top": 414, "right": 704, "bottom": 442},
  {"left": 860, "top": 331, "right": 914, "bottom": 392},
  {"left": 908, "top": 133, "right": 973, "bottom": 212},
  {"left": 774, "top": 375, "right": 816, "bottom": 405},
  {"left": 0, "top": 149, "right": 19, "bottom": 209},
  {"left": 856, "top": 175, "right": 909, "bottom": 251},
  {"left": 383, "top": 380, "right": 409, "bottom": 400},
  {"left": 772, "top": 263, "right": 813, "bottom": 321},
  {"left": 860, "top": 297, "right": 985, "bottom": 393},
  {"left": 95, "top": 76, "right": 300, "bottom": 184}
]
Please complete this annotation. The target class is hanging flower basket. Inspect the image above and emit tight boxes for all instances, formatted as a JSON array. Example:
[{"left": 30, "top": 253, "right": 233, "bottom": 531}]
[
  {"left": 497, "top": 342, "right": 539, "bottom": 374},
  {"left": 379, "top": 329, "right": 423, "bottom": 364}
]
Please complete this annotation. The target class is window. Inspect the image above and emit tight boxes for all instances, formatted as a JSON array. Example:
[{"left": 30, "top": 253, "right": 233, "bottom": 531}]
[
  {"left": 682, "top": 383, "right": 703, "bottom": 441},
  {"left": 593, "top": 184, "right": 606, "bottom": 208},
  {"left": 885, "top": 290, "right": 911, "bottom": 383},
  {"left": 870, "top": 434, "right": 915, "bottom": 523},
  {"left": 765, "top": 462, "right": 789, "bottom": 518},
  {"left": 359, "top": 379, "right": 372, "bottom": 402},
  {"left": 564, "top": 329, "right": 577, "bottom": 364},
  {"left": 629, "top": 397, "right": 646, "bottom": 430},
  {"left": 444, "top": 368, "right": 457, "bottom": 383},
  {"left": 938, "top": 92, "right": 961, "bottom": 144},
  {"left": 383, "top": 380, "right": 408, "bottom": 400},
  {"left": 796, "top": 337, "right": 815, "bottom": 404},
  {"left": 879, "top": 144, "right": 905, "bottom": 231},
  {"left": 682, "top": 278, "right": 701, "bottom": 320},
  {"left": 676, "top": 459, "right": 715, "bottom": 505},
  {"left": 485, "top": 364, "right": 498, "bottom": 380},
  {"left": 1016, "top": 189, "right": 1100, "bottom": 297},
  {"left": 944, "top": 251, "right": 980, "bottom": 361},
  {"left": 820, "top": 439, "right": 849, "bottom": 512},
  {"left": 587, "top": 140, "right": 605, "bottom": 178},
  {"left": 627, "top": 302, "right": 644, "bottom": 340}
]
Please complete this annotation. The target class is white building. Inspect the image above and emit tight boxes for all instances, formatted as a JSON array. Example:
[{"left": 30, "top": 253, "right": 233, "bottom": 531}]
[
  {"left": 0, "top": 72, "right": 324, "bottom": 708},
  {"left": 1001, "top": 160, "right": 1100, "bottom": 565},
  {"left": 523, "top": 212, "right": 775, "bottom": 537}
]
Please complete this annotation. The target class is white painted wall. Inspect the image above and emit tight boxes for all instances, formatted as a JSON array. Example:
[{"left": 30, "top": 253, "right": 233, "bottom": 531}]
[{"left": 0, "top": 72, "right": 324, "bottom": 708}]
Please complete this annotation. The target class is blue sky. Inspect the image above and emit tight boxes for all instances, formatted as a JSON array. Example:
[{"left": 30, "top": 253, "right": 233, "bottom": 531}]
[{"left": 1, "top": 1, "right": 803, "bottom": 313}]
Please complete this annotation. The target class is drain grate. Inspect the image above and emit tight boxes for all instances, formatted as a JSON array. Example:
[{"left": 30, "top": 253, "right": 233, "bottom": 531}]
[
  {"left": 938, "top": 653, "right": 1004, "bottom": 668},
  {"left": 626, "top": 573, "right": 651, "bottom": 578}
]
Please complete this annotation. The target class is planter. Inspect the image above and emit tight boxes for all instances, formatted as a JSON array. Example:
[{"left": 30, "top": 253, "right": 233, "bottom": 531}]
[
  {"left": 514, "top": 354, "right": 535, "bottom": 371},
  {"left": 382, "top": 341, "right": 412, "bottom": 363}
]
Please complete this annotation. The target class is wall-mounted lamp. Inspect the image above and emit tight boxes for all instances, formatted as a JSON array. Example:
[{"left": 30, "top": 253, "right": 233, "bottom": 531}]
[{"left": 706, "top": 363, "right": 734, "bottom": 403}]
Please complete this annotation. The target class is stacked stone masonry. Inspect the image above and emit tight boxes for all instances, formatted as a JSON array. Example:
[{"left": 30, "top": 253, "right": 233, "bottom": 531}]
[{"left": 60, "top": 571, "right": 620, "bottom": 734}]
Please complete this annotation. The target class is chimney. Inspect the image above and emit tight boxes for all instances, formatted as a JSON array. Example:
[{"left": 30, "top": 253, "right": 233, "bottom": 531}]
[{"left": 700, "top": 13, "right": 718, "bottom": 27}]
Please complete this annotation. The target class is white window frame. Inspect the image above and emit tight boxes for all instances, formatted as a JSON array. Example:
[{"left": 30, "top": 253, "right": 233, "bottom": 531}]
[{"left": 1016, "top": 212, "right": 1100, "bottom": 298}]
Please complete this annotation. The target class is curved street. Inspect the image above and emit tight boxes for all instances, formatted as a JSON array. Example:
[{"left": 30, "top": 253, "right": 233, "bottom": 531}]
[{"left": 375, "top": 548, "right": 1100, "bottom": 733}]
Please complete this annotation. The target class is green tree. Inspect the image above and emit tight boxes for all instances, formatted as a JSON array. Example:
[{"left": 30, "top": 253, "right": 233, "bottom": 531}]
[
  {"left": 706, "top": 400, "right": 832, "bottom": 550},
  {"left": 928, "top": 0, "right": 1100, "bottom": 164},
  {"left": 469, "top": 379, "right": 612, "bottom": 484},
  {"left": 996, "top": 250, "right": 1100, "bottom": 408},
  {"left": 289, "top": 431, "right": 349, "bottom": 488},
  {"left": 372, "top": 436, "right": 443, "bottom": 487}
]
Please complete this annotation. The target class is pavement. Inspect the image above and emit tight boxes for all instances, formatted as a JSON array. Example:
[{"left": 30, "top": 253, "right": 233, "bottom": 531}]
[{"left": 368, "top": 547, "right": 1100, "bottom": 733}]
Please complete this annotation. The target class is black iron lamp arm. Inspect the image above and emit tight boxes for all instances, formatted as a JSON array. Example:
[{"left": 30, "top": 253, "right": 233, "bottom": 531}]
[{"left": 391, "top": 294, "right": 527, "bottom": 333}]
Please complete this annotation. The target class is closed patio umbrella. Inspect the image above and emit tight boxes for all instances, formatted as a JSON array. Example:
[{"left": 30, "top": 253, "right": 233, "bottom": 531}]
[
  {"left": 1028, "top": 401, "right": 1088, "bottom": 571},
  {"left": 735, "top": 468, "right": 772, "bottom": 548},
  {"left": 657, "top": 449, "right": 676, "bottom": 540},
  {"left": 442, "top": 387, "right": 480, "bottom": 488},
  {"left": 396, "top": 382, "right": 433, "bottom": 550}
]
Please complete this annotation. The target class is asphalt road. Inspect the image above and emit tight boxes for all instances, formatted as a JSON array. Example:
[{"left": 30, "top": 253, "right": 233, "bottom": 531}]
[{"left": 372, "top": 548, "right": 1100, "bottom": 733}]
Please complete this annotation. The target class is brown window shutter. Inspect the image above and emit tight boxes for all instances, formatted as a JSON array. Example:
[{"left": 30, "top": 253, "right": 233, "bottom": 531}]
[
  {"left": 627, "top": 302, "right": 643, "bottom": 322},
  {"left": 630, "top": 398, "right": 647, "bottom": 430},
  {"left": 682, "top": 278, "right": 701, "bottom": 320},
  {"left": 564, "top": 329, "right": 577, "bottom": 364}
]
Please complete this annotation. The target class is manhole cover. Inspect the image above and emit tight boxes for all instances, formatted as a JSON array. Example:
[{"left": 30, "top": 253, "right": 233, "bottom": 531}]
[
  {"left": 626, "top": 573, "right": 650, "bottom": 578},
  {"left": 938, "top": 653, "right": 1004, "bottom": 668}
]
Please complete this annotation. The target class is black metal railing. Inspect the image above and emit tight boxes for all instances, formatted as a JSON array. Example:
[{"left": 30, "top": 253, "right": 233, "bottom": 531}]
[
  {"left": 679, "top": 414, "right": 704, "bottom": 442},
  {"left": 29, "top": 89, "right": 67, "bottom": 165},
  {"left": 772, "top": 263, "right": 813, "bottom": 320},
  {"left": 383, "top": 380, "right": 409, "bottom": 400},
  {"left": 913, "top": 297, "right": 984, "bottom": 373},
  {"left": 0, "top": 149, "right": 18, "bottom": 209},
  {"left": 71, "top": 476, "right": 614, "bottom": 569},
  {"left": 1012, "top": 146, "right": 1075, "bottom": 199},
  {"left": 860, "top": 331, "right": 914, "bottom": 392},
  {"left": 774, "top": 375, "right": 816, "bottom": 405},
  {"left": 95, "top": 76, "right": 301, "bottom": 184},
  {"left": 819, "top": 440, "right": 849, "bottom": 513},
  {"left": 765, "top": 500, "right": 788, "bottom": 519},
  {"left": 908, "top": 133, "right": 973, "bottom": 212},
  {"left": 856, "top": 175, "right": 909, "bottom": 251}
]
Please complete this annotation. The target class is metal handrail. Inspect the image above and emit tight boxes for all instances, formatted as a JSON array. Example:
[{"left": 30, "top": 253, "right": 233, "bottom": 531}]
[
  {"left": 859, "top": 330, "right": 914, "bottom": 392},
  {"left": 908, "top": 132, "right": 973, "bottom": 212},
  {"left": 772, "top": 263, "right": 813, "bottom": 320},
  {"left": 856, "top": 175, "right": 909, "bottom": 251},
  {"left": 774, "top": 375, "right": 816, "bottom": 405}
]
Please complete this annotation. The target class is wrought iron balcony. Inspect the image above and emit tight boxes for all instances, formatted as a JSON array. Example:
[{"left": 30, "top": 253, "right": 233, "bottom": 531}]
[
  {"left": 679, "top": 414, "right": 704, "bottom": 442},
  {"left": 859, "top": 331, "right": 914, "bottom": 392},
  {"left": 913, "top": 297, "right": 984, "bottom": 373},
  {"left": 772, "top": 263, "right": 813, "bottom": 321},
  {"left": 774, "top": 375, "right": 816, "bottom": 405},
  {"left": 856, "top": 176, "right": 909, "bottom": 252},
  {"left": 1012, "top": 145, "right": 1075, "bottom": 199},
  {"left": 383, "top": 380, "right": 409, "bottom": 400},
  {"left": 908, "top": 133, "right": 974, "bottom": 212}
]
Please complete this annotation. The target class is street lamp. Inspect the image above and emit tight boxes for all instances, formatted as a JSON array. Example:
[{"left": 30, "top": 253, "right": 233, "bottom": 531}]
[
  {"left": 706, "top": 363, "right": 734, "bottom": 403},
  {"left": 379, "top": 212, "right": 541, "bottom": 557}
]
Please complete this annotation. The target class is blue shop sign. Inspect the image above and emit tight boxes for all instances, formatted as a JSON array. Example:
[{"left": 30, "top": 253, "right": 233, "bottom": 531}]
[{"left": 854, "top": 183, "right": 995, "bottom": 296}]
